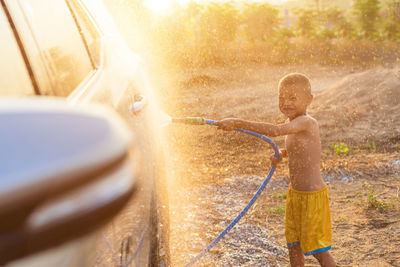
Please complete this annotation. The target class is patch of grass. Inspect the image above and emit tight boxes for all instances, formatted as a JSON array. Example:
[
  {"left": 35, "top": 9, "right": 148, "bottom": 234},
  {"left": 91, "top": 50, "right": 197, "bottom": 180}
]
[
  {"left": 389, "top": 197, "right": 400, "bottom": 208},
  {"left": 345, "top": 199, "right": 354, "bottom": 203},
  {"left": 353, "top": 138, "right": 377, "bottom": 153},
  {"left": 327, "top": 138, "right": 383, "bottom": 155},
  {"left": 362, "top": 183, "right": 393, "bottom": 212},
  {"left": 334, "top": 216, "right": 347, "bottom": 223},
  {"left": 333, "top": 142, "right": 349, "bottom": 156},
  {"left": 272, "top": 192, "right": 287, "bottom": 200},
  {"left": 267, "top": 205, "right": 285, "bottom": 215},
  {"left": 355, "top": 191, "right": 362, "bottom": 197},
  {"left": 361, "top": 181, "right": 369, "bottom": 188},
  {"left": 360, "top": 138, "right": 376, "bottom": 151},
  {"left": 366, "top": 191, "right": 391, "bottom": 212}
]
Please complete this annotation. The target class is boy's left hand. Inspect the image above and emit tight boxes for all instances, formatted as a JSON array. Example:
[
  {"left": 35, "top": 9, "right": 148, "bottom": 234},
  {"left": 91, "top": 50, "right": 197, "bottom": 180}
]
[
  {"left": 212, "top": 118, "right": 239, "bottom": 131},
  {"left": 270, "top": 149, "right": 287, "bottom": 167}
]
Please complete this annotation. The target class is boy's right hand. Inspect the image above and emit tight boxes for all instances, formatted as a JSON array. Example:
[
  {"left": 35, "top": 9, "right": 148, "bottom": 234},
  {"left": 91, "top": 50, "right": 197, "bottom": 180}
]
[
  {"left": 212, "top": 118, "right": 240, "bottom": 131},
  {"left": 270, "top": 149, "right": 287, "bottom": 167}
]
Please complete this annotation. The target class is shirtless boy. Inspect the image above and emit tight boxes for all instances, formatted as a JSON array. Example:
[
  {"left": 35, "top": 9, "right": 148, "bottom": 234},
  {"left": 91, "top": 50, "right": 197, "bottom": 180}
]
[{"left": 213, "top": 73, "right": 336, "bottom": 267}]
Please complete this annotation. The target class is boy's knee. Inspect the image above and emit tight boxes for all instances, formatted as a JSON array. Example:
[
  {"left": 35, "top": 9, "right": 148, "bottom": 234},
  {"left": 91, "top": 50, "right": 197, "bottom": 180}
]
[
  {"left": 312, "top": 252, "right": 322, "bottom": 261},
  {"left": 312, "top": 251, "right": 328, "bottom": 261},
  {"left": 312, "top": 251, "right": 336, "bottom": 267},
  {"left": 312, "top": 250, "right": 328, "bottom": 258}
]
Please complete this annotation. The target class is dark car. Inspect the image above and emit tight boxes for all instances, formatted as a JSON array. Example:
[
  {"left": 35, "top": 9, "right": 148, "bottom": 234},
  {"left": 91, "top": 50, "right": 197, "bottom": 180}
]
[{"left": 0, "top": 0, "right": 169, "bottom": 266}]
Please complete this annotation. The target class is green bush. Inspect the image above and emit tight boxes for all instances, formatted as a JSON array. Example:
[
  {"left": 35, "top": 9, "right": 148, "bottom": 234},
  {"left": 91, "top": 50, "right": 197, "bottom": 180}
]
[{"left": 333, "top": 142, "right": 349, "bottom": 156}]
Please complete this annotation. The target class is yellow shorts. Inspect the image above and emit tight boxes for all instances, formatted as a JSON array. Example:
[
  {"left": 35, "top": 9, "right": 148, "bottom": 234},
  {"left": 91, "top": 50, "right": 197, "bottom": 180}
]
[{"left": 285, "top": 184, "right": 332, "bottom": 255}]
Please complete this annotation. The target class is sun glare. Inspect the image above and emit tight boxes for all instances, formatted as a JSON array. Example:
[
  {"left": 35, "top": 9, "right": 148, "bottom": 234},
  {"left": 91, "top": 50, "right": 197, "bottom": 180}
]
[
  {"left": 144, "top": 0, "right": 176, "bottom": 14},
  {"left": 144, "top": 0, "right": 290, "bottom": 14}
]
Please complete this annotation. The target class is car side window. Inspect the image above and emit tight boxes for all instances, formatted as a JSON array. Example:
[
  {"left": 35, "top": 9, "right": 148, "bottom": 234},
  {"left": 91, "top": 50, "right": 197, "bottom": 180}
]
[
  {"left": 68, "top": 0, "right": 102, "bottom": 67},
  {"left": 0, "top": 5, "right": 35, "bottom": 96},
  {"left": 17, "top": 0, "right": 94, "bottom": 97}
]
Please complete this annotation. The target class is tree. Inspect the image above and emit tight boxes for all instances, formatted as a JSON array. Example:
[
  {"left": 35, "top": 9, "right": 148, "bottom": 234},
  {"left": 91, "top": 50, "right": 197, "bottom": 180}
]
[
  {"left": 198, "top": 2, "right": 239, "bottom": 45},
  {"left": 320, "top": 7, "right": 354, "bottom": 38},
  {"left": 294, "top": 8, "right": 319, "bottom": 37},
  {"left": 382, "top": 0, "right": 400, "bottom": 40},
  {"left": 241, "top": 3, "right": 280, "bottom": 42},
  {"left": 353, "top": 0, "right": 380, "bottom": 38}
]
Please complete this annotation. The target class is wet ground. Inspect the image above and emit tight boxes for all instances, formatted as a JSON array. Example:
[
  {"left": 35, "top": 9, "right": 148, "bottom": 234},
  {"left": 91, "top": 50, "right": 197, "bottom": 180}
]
[{"left": 169, "top": 176, "right": 289, "bottom": 266}]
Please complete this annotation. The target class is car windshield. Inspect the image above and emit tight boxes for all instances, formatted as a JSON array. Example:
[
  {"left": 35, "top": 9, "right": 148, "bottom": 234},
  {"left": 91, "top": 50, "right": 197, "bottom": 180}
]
[{"left": 0, "top": 5, "right": 35, "bottom": 96}]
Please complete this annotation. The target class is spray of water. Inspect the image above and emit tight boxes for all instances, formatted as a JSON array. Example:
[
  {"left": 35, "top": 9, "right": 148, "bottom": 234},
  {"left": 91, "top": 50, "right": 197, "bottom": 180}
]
[{"left": 159, "top": 111, "right": 172, "bottom": 127}]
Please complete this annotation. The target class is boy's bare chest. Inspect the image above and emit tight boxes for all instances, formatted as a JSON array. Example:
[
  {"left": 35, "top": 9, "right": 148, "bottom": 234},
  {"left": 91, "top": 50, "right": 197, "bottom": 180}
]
[
  {"left": 285, "top": 133, "right": 308, "bottom": 153},
  {"left": 285, "top": 132, "right": 321, "bottom": 163}
]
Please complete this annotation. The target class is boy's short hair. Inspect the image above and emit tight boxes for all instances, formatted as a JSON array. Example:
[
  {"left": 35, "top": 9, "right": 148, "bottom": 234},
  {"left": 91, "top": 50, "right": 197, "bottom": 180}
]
[{"left": 278, "top": 73, "right": 311, "bottom": 95}]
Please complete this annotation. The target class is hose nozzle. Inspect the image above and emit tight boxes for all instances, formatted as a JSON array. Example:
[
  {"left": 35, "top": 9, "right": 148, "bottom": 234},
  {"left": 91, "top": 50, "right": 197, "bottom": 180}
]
[{"left": 172, "top": 117, "right": 207, "bottom": 125}]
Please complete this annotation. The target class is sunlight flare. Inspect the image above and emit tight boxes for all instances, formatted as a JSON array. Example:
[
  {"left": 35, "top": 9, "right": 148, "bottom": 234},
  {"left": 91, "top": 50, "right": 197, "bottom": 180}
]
[
  {"left": 143, "top": 0, "right": 177, "bottom": 14},
  {"left": 144, "top": 0, "right": 291, "bottom": 14}
]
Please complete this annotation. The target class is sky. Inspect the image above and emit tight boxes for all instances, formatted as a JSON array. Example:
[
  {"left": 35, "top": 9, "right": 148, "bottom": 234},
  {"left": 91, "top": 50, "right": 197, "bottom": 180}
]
[{"left": 144, "top": 0, "right": 291, "bottom": 14}]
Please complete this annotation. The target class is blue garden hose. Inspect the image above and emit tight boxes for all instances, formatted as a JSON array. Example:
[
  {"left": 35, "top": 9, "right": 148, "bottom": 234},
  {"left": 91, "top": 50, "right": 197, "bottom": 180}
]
[{"left": 172, "top": 117, "right": 279, "bottom": 267}]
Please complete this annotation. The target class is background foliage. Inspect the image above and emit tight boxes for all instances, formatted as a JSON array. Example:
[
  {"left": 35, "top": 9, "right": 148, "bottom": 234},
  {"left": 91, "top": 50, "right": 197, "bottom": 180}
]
[{"left": 106, "top": 0, "right": 400, "bottom": 68}]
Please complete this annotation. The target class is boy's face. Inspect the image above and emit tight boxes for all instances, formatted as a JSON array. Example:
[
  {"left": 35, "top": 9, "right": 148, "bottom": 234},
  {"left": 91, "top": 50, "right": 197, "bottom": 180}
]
[{"left": 279, "top": 85, "right": 313, "bottom": 120}]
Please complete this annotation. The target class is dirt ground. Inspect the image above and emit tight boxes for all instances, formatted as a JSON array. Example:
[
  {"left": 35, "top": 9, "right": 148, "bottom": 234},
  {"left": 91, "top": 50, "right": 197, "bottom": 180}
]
[{"left": 157, "top": 64, "right": 400, "bottom": 266}]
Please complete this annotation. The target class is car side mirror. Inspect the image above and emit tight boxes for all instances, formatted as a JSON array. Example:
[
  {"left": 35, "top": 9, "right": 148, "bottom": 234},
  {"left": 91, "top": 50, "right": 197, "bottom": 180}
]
[{"left": 0, "top": 97, "right": 136, "bottom": 264}]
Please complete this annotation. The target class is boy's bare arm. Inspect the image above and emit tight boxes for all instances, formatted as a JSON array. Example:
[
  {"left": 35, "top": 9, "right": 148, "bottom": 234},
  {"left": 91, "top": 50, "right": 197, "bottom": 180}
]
[{"left": 213, "top": 116, "right": 312, "bottom": 137}]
